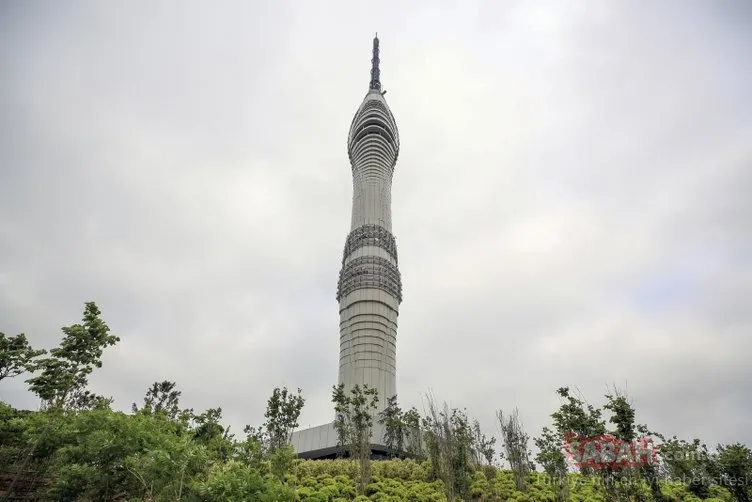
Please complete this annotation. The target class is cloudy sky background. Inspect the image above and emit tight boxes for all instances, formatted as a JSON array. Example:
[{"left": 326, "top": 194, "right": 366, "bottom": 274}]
[{"left": 1, "top": 0, "right": 751, "bottom": 451}]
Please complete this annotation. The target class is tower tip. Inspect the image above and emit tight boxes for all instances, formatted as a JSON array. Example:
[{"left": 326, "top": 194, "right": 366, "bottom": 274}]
[{"left": 369, "top": 35, "right": 381, "bottom": 91}]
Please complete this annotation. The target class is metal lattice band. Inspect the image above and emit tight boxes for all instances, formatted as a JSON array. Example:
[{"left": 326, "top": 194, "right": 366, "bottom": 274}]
[
  {"left": 342, "top": 224, "right": 398, "bottom": 264},
  {"left": 336, "top": 256, "right": 402, "bottom": 303}
]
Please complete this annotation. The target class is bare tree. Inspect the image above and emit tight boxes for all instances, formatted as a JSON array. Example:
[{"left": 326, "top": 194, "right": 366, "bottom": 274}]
[
  {"left": 422, "top": 392, "right": 474, "bottom": 501},
  {"left": 471, "top": 418, "right": 496, "bottom": 467},
  {"left": 497, "top": 407, "right": 532, "bottom": 491}
]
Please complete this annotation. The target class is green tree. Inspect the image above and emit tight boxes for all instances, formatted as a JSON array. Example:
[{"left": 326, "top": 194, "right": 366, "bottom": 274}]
[
  {"left": 378, "top": 395, "right": 405, "bottom": 458},
  {"left": 5, "top": 302, "right": 119, "bottom": 500},
  {"left": 332, "top": 383, "right": 379, "bottom": 494},
  {"left": 659, "top": 437, "right": 714, "bottom": 498},
  {"left": 551, "top": 387, "right": 606, "bottom": 450},
  {"left": 68, "top": 389, "right": 114, "bottom": 411},
  {"left": 534, "top": 426, "right": 570, "bottom": 502},
  {"left": 242, "top": 424, "right": 268, "bottom": 463},
  {"left": 43, "top": 408, "right": 190, "bottom": 500},
  {"left": 402, "top": 406, "right": 424, "bottom": 460},
  {"left": 260, "top": 386, "right": 305, "bottom": 483},
  {"left": 132, "top": 380, "right": 183, "bottom": 420},
  {"left": 263, "top": 386, "right": 305, "bottom": 452},
  {"left": 0, "top": 332, "right": 46, "bottom": 382},
  {"left": 26, "top": 302, "right": 120, "bottom": 408},
  {"left": 603, "top": 389, "right": 664, "bottom": 501},
  {"left": 535, "top": 387, "right": 604, "bottom": 502},
  {"left": 714, "top": 443, "right": 751, "bottom": 502}
]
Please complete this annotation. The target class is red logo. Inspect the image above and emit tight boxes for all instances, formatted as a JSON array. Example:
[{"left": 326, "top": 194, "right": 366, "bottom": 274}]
[{"left": 563, "top": 433, "right": 658, "bottom": 469}]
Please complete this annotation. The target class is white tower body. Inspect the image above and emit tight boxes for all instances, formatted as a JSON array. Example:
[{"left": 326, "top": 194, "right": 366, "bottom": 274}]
[
  {"left": 336, "top": 34, "right": 402, "bottom": 414},
  {"left": 290, "top": 35, "right": 400, "bottom": 457}
]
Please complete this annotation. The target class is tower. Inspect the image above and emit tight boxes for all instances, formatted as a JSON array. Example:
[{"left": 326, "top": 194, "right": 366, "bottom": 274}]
[
  {"left": 336, "top": 34, "right": 402, "bottom": 413},
  {"left": 290, "top": 35, "right": 400, "bottom": 458}
]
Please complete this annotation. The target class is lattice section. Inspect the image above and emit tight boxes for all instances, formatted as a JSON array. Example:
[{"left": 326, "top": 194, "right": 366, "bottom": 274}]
[
  {"left": 341, "top": 224, "right": 398, "bottom": 264},
  {"left": 336, "top": 256, "right": 402, "bottom": 302}
]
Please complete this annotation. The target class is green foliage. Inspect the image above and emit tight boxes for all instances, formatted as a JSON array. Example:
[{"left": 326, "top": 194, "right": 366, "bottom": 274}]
[
  {"left": 0, "top": 402, "right": 38, "bottom": 466},
  {"left": 332, "top": 383, "right": 380, "bottom": 494},
  {"left": 67, "top": 389, "right": 114, "bottom": 411},
  {"left": 714, "top": 442, "right": 752, "bottom": 502},
  {"left": 240, "top": 386, "right": 306, "bottom": 484},
  {"left": 402, "top": 406, "right": 425, "bottom": 460},
  {"left": 602, "top": 389, "right": 665, "bottom": 501},
  {"left": 422, "top": 395, "right": 475, "bottom": 500},
  {"left": 0, "top": 406, "right": 745, "bottom": 502},
  {"left": 132, "top": 380, "right": 184, "bottom": 420},
  {"left": 264, "top": 386, "right": 305, "bottom": 452},
  {"left": 192, "top": 459, "right": 294, "bottom": 501},
  {"left": 660, "top": 437, "right": 715, "bottom": 498},
  {"left": 26, "top": 302, "right": 120, "bottom": 408},
  {"left": 551, "top": 387, "right": 607, "bottom": 442},
  {"left": 534, "top": 425, "right": 569, "bottom": 501},
  {"left": 3, "top": 303, "right": 751, "bottom": 502},
  {"left": 0, "top": 332, "right": 46, "bottom": 382},
  {"left": 535, "top": 386, "right": 609, "bottom": 501},
  {"left": 378, "top": 395, "right": 405, "bottom": 459}
]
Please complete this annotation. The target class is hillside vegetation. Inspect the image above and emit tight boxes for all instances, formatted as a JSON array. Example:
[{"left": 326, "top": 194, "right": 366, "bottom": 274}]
[{"left": 1, "top": 303, "right": 750, "bottom": 501}]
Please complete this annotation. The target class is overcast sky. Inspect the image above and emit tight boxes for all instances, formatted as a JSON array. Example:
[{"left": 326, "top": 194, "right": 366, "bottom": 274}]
[{"left": 1, "top": 0, "right": 751, "bottom": 452}]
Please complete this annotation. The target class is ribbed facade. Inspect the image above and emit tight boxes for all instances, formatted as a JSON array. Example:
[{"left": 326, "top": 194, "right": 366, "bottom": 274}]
[{"left": 336, "top": 35, "right": 401, "bottom": 413}]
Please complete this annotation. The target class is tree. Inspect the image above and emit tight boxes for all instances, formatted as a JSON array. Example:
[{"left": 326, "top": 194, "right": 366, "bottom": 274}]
[
  {"left": 193, "top": 407, "right": 227, "bottom": 443},
  {"left": 257, "top": 386, "right": 305, "bottom": 483},
  {"left": 551, "top": 387, "right": 607, "bottom": 449},
  {"left": 534, "top": 386, "right": 605, "bottom": 502},
  {"left": 378, "top": 395, "right": 405, "bottom": 458},
  {"left": 242, "top": 425, "right": 268, "bottom": 455},
  {"left": 603, "top": 389, "right": 664, "bottom": 501},
  {"left": 26, "top": 302, "right": 120, "bottom": 408},
  {"left": 659, "top": 437, "right": 714, "bottom": 498},
  {"left": 0, "top": 332, "right": 46, "bottom": 383},
  {"left": 497, "top": 408, "right": 532, "bottom": 491},
  {"left": 332, "top": 383, "right": 379, "bottom": 494},
  {"left": 239, "top": 425, "right": 267, "bottom": 468},
  {"left": 263, "top": 386, "right": 305, "bottom": 452},
  {"left": 534, "top": 426, "right": 570, "bottom": 502},
  {"left": 422, "top": 393, "right": 474, "bottom": 501},
  {"left": 6, "top": 302, "right": 119, "bottom": 500},
  {"left": 68, "top": 389, "right": 114, "bottom": 411},
  {"left": 402, "top": 406, "right": 424, "bottom": 460},
  {"left": 470, "top": 418, "right": 496, "bottom": 468},
  {"left": 132, "top": 380, "right": 183, "bottom": 420},
  {"left": 714, "top": 443, "right": 752, "bottom": 502}
]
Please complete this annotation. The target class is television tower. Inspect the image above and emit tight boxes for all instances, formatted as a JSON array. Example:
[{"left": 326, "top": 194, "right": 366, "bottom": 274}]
[{"left": 336, "top": 33, "right": 402, "bottom": 413}]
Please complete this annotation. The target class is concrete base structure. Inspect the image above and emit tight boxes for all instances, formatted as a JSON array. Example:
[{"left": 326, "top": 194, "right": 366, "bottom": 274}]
[{"left": 290, "top": 422, "right": 388, "bottom": 459}]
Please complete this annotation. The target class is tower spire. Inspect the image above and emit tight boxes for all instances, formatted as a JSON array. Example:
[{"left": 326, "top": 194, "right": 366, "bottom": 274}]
[{"left": 369, "top": 33, "right": 381, "bottom": 91}]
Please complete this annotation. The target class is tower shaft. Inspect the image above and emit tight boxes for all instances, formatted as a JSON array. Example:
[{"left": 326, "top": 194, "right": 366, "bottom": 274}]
[{"left": 336, "top": 35, "right": 401, "bottom": 413}]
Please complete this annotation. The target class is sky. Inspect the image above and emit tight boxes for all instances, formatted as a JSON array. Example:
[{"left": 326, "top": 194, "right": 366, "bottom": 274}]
[{"left": 1, "top": 0, "right": 751, "bottom": 454}]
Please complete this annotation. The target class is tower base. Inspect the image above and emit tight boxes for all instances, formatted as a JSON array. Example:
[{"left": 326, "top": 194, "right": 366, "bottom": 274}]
[{"left": 290, "top": 422, "right": 389, "bottom": 459}]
